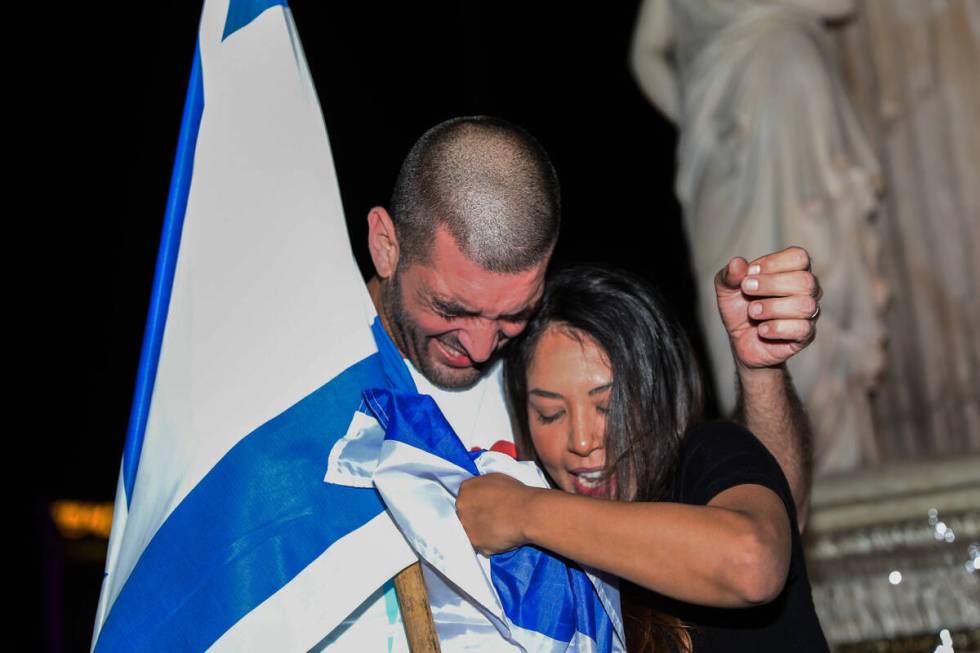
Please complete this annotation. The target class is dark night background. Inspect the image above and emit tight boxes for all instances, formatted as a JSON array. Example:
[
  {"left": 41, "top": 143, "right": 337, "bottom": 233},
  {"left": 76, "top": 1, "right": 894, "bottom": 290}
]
[{"left": 33, "top": 2, "right": 713, "bottom": 649}]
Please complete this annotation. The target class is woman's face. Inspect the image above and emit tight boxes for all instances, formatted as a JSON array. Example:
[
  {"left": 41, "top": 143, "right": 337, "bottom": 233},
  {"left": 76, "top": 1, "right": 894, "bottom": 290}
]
[{"left": 525, "top": 326, "right": 615, "bottom": 498}]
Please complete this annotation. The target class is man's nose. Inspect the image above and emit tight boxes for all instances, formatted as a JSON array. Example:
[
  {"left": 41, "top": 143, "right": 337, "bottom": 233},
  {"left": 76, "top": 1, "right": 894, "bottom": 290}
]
[
  {"left": 568, "top": 410, "right": 603, "bottom": 457},
  {"left": 457, "top": 321, "right": 499, "bottom": 363}
]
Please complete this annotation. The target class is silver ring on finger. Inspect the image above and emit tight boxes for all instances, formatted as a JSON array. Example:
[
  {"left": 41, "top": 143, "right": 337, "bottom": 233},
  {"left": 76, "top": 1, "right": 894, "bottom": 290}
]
[{"left": 809, "top": 305, "right": 821, "bottom": 320}]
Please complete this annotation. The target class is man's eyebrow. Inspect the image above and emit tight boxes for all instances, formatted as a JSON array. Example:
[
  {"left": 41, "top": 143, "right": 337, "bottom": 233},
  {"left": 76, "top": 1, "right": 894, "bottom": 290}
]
[
  {"left": 431, "top": 297, "right": 480, "bottom": 317},
  {"left": 500, "top": 304, "right": 539, "bottom": 322},
  {"left": 430, "top": 296, "right": 538, "bottom": 321}
]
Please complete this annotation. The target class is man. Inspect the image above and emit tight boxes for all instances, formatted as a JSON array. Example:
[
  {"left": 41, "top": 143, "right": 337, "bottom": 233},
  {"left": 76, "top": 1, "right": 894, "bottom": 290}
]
[{"left": 321, "top": 115, "right": 819, "bottom": 649}]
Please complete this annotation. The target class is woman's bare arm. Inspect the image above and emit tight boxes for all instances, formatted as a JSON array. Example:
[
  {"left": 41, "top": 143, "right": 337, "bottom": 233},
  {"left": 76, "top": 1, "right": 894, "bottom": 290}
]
[{"left": 456, "top": 475, "right": 791, "bottom": 608}]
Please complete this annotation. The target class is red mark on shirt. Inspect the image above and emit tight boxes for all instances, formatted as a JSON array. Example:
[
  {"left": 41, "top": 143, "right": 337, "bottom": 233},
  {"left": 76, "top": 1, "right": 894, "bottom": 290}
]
[{"left": 471, "top": 440, "right": 517, "bottom": 459}]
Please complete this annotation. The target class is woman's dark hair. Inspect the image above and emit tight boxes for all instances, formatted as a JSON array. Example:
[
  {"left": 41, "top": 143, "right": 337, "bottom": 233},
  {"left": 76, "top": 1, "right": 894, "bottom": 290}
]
[
  {"left": 503, "top": 264, "right": 704, "bottom": 653},
  {"left": 504, "top": 264, "right": 704, "bottom": 502}
]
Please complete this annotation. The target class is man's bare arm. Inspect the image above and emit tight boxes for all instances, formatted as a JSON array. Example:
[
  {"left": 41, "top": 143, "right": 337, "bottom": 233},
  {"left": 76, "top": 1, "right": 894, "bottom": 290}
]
[
  {"left": 733, "top": 364, "right": 812, "bottom": 530},
  {"left": 715, "top": 247, "right": 821, "bottom": 531}
]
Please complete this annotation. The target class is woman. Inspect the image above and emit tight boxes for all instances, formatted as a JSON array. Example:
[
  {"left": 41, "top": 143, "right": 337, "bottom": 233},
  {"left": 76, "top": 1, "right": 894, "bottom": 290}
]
[{"left": 456, "top": 265, "right": 828, "bottom": 652}]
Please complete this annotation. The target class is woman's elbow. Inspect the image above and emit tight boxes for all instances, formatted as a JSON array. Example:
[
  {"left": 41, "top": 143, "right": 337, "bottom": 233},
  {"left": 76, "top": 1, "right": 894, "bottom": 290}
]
[{"left": 727, "top": 528, "right": 790, "bottom": 605}]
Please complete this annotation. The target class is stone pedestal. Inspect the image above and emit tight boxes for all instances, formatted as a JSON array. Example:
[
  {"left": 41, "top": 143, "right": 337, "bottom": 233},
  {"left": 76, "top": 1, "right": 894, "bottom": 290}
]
[{"left": 806, "top": 455, "right": 980, "bottom": 651}]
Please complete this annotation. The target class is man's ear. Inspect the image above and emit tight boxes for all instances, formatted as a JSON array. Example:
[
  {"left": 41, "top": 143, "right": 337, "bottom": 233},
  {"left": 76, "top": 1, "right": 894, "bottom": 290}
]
[{"left": 367, "top": 207, "right": 399, "bottom": 279}]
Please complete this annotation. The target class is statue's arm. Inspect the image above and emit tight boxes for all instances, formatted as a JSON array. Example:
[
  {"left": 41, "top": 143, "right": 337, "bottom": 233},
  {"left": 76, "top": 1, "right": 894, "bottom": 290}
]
[{"left": 629, "top": 0, "right": 680, "bottom": 123}]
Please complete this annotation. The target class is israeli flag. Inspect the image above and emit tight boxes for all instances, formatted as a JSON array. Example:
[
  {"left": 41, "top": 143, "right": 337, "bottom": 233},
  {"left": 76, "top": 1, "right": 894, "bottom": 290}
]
[
  {"left": 357, "top": 387, "right": 627, "bottom": 652},
  {"left": 92, "top": 1, "right": 416, "bottom": 650}
]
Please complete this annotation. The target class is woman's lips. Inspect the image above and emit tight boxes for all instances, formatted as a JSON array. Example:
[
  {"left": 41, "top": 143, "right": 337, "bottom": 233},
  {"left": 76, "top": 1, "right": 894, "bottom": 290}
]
[{"left": 569, "top": 469, "right": 612, "bottom": 498}]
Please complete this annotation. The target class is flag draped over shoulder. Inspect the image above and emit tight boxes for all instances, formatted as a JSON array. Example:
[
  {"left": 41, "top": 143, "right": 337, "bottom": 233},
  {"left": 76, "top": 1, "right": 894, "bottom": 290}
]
[
  {"left": 92, "top": 1, "right": 416, "bottom": 651},
  {"left": 327, "top": 384, "right": 626, "bottom": 652}
]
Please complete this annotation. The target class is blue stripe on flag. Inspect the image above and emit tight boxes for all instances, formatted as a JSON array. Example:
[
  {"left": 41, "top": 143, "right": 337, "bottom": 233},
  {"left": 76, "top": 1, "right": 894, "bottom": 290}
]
[
  {"left": 223, "top": 0, "right": 288, "bottom": 41},
  {"left": 364, "top": 389, "right": 480, "bottom": 476},
  {"left": 95, "top": 353, "right": 390, "bottom": 653},
  {"left": 370, "top": 317, "right": 417, "bottom": 394},
  {"left": 122, "top": 42, "right": 205, "bottom": 507},
  {"left": 491, "top": 548, "right": 614, "bottom": 648}
]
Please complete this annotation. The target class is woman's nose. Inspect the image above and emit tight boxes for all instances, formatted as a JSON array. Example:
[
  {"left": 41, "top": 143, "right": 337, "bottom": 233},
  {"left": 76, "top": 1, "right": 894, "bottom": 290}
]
[{"left": 568, "top": 410, "right": 603, "bottom": 457}]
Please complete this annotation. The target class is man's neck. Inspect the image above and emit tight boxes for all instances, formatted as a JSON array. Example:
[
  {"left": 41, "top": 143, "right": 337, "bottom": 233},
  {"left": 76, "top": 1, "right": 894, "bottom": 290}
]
[
  {"left": 367, "top": 275, "right": 404, "bottom": 359},
  {"left": 367, "top": 275, "right": 383, "bottom": 315}
]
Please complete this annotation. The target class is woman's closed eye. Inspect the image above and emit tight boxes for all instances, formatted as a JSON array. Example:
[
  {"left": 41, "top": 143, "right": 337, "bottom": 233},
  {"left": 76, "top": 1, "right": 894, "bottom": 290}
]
[{"left": 535, "top": 409, "right": 564, "bottom": 424}]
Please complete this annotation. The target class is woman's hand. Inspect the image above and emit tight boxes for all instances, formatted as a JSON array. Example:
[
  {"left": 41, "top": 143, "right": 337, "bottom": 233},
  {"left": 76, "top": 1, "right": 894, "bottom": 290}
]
[{"left": 456, "top": 473, "right": 538, "bottom": 556}]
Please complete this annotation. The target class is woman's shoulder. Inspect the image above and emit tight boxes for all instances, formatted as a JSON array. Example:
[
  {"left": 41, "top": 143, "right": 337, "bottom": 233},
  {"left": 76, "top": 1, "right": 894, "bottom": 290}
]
[
  {"left": 681, "top": 420, "right": 773, "bottom": 464},
  {"left": 670, "top": 420, "right": 793, "bottom": 511}
]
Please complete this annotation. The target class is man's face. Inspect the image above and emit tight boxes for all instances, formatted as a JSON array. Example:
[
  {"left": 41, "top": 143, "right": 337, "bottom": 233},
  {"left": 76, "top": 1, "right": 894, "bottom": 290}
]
[{"left": 381, "top": 226, "right": 549, "bottom": 389}]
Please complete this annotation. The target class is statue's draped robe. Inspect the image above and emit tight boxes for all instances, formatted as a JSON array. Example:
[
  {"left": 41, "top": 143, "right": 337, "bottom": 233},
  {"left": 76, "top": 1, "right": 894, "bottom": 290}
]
[{"left": 669, "top": 0, "right": 887, "bottom": 473}]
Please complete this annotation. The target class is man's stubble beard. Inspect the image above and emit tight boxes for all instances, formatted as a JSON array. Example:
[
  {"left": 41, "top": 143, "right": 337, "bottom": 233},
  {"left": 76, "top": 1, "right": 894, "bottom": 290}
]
[{"left": 380, "top": 270, "right": 493, "bottom": 391}]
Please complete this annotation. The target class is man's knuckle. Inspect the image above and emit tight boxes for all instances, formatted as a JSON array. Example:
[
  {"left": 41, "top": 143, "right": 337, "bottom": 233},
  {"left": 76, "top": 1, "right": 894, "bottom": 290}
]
[
  {"left": 786, "top": 245, "right": 808, "bottom": 266},
  {"left": 802, "top": 273, "right": 817, "bottom": 294},
  {"left": 805, "top": 325, "right": 817, "bottom": 343}
]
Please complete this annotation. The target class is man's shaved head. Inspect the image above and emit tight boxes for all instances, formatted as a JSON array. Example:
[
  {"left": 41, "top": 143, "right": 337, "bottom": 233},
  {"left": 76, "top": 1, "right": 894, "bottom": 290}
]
[{"left": 390, "top": 116, "right": 561, "bottom": 273}]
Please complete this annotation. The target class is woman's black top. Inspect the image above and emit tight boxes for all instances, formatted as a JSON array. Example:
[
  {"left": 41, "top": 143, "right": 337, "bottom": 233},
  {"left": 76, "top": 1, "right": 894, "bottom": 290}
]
[{"left": 622, "top": 421, "right": 829, "bottom": 652}]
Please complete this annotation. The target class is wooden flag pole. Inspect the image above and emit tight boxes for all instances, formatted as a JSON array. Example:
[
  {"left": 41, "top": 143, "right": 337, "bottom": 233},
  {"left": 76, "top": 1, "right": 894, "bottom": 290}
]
[{"left": 394, "top": 562, "right": 441, "bottom": 652}]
